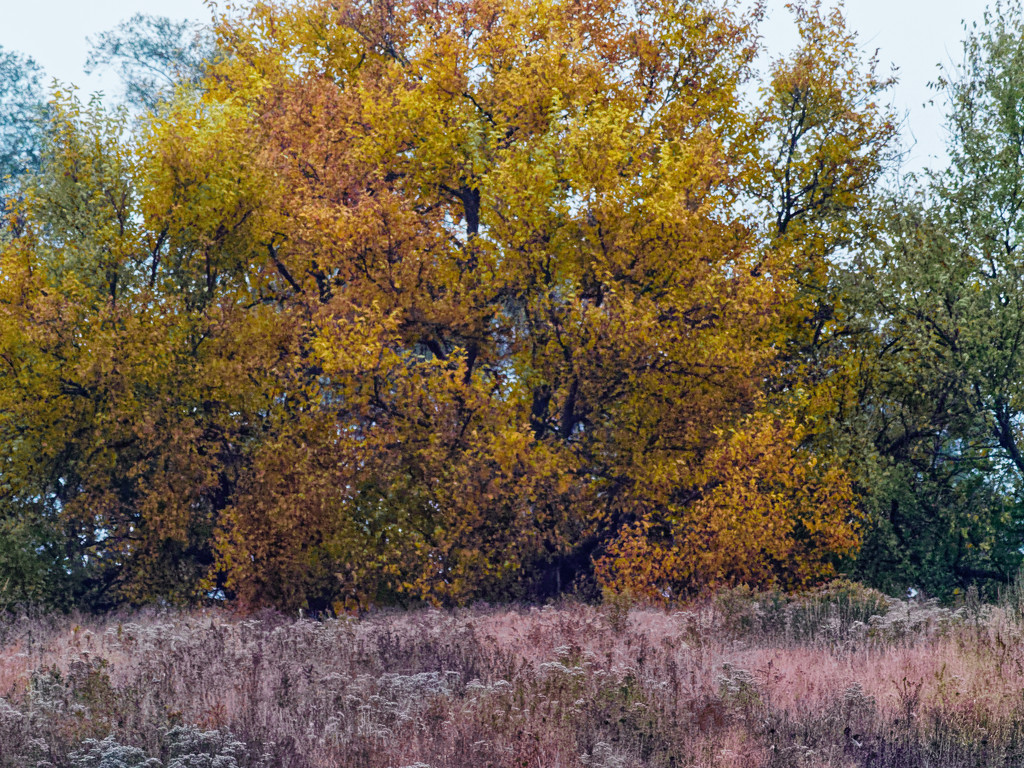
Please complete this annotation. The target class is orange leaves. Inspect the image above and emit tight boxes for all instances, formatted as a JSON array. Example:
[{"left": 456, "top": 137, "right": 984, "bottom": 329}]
[
  {"left": 596, "top": 413, "right": 860, "bottom": 601},
  {"left": 0, "top": 0, "right": 896, "bottom": 610},
  {"left": 196, "top": 0, "right": 891, "bottom": 607}
]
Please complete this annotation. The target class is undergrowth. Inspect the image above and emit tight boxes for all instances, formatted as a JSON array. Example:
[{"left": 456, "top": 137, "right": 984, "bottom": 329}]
[{"left": 2, "top": 582, "right": 1023, "bottom": 767}]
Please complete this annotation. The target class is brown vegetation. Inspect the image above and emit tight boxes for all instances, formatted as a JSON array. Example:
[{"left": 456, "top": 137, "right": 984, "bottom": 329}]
[{"left": 3, "top": 582, "right": 1024, "bottom": 767}]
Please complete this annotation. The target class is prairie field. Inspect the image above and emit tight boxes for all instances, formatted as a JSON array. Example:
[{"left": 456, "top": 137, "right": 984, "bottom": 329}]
[{"left": 3, "top": 583, "right": 1024, "bottom": 767}]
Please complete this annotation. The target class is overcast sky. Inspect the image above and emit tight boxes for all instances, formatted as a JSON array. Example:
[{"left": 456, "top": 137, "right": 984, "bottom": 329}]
[{"left": 0, "top": 0, "right": 988, "bottom": 174}]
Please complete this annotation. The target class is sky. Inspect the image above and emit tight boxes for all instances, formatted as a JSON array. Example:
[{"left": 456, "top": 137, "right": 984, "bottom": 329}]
[{"left": 0, "top": 0, "right": 989, "bottom": 174}]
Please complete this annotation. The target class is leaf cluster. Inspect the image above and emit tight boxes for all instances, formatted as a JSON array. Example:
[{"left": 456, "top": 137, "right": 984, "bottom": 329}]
[{"left": 0, "top": 0, "right": 904, "bottom": 611}]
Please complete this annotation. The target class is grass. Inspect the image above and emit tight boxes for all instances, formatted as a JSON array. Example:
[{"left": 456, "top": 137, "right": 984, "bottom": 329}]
[{"left": 2, "top": 582, "right": 1024, "bottom": 766}]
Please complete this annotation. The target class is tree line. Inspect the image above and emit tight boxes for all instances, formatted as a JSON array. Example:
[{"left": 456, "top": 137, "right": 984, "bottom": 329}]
[{"left": 0, "top": 0, "right": 1020, "bottom": 612}]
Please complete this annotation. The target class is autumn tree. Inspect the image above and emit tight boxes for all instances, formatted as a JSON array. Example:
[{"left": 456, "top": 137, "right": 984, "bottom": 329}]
[
  {"left": 0, "top": 88, "right": 281, "bottom": 606},
  {"left": 202, "top": 0, "right": 891, "bottom": 608},
  {"left": 0, "top": 0, "right": 895, "bottom": 611}
]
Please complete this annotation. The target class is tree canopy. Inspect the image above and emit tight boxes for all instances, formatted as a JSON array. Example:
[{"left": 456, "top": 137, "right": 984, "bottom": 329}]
[
  {"left": 834, "top": 0, "right": 1024, "bottom": 597},
  {"left": 9, "top": 0, "right": 1021, "bottom": 612},
  {"left": 0, "top": 47, "right": 45, "bottom": 201}
]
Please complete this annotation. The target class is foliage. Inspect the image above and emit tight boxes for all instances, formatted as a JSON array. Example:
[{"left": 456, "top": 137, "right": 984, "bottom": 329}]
[
  {"left": 201, "top": 0, "right": 887, "bottom": 608},
  {"left": 0, "top": 0, "right": 896, "bottom": 611},
  {"left": 596, "top": 414, "right": 857, "bottom": 599},
  {"left": 833, "top": 0, "right": 1024, "bottom": 598},
  {"left": 0, "top": 89, "right": 277, "bottom": 606},
  {"left": 85, "top": 14, "right": 218, "bottom": 113},
  {"left": 0, "top": 47, "right": 45, "bottom": 200}
]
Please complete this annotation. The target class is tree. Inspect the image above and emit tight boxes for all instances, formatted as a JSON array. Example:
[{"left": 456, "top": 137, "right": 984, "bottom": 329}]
[
  {"left": 0, "top": 88, "right": 276, "bottom": 607},
  {"left": 203, "top": 0, "right": 888, "bottom": 607},
  {"left": 0, "top": 47, "right": 45, "bottom": 200},
  {"left": 838, "top": 1, "right": 1024, "bottom": 597},
  {"left": 85, "top": 14, "right": 218, "bottom": 112},
  {"left": 0, "top": 0, "right": 895, "bottom": 611}
]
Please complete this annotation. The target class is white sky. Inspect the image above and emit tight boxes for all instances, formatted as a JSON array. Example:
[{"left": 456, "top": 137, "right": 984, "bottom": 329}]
[{"left": 0, "top": 0, "right": 988, "bottom": 174}]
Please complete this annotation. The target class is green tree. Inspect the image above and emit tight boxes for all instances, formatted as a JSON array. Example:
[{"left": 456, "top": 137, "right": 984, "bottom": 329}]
[
  {"left": 841, "top": 1, "right": 1024, "bottom": 597},
  {"left": 85, "top": 14, "right": 217, "bottom": 112},
  {"left": 0, "top": 47, "right": 45, "bottom": 200}
]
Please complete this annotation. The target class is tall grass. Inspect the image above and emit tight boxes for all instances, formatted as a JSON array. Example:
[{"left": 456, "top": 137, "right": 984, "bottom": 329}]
[{"left": 2, "top": 582, "right": 1024, "bottom": 767}]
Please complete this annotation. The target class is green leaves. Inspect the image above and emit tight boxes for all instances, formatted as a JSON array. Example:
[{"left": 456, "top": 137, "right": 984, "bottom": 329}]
[
  {"left": 829, "top": 3, "right": 1024, "bottom": 597},
  {"left": 0, "top": 47, "right": 45, "bottom": 200},
  {"left": 85, "top": 14, "right": 218, "bottom": 113}
]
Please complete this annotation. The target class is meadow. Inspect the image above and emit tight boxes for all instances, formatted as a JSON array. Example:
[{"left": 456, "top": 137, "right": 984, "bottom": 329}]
[{"left": 2, "top": 583, "right": 1024, "bottom": 767}]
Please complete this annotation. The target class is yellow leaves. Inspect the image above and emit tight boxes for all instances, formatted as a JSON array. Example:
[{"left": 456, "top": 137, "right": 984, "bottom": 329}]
[
  {"left": 313, "top": 300, "right": 403, "bottom": 372},
  {"left": 139, "top": 96, "right": 270, "bottom": 293},
  {"left": 749, "top": 0, "right": 897, "bottom": 257},
  {"left": 0, "top": 0, "right": 898, "bottom": 610},
  {"left": 597, "top": 411, "right": 861, "bottom": 601}
]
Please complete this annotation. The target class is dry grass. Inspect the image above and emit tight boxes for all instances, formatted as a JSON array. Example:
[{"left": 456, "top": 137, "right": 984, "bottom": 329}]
[{"left": 2, "top": 583, "right": 1024, "bottom": 767}]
